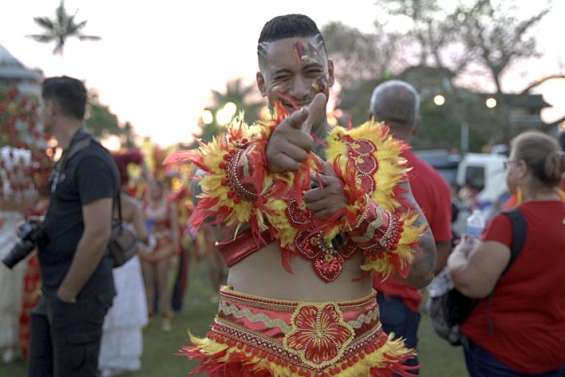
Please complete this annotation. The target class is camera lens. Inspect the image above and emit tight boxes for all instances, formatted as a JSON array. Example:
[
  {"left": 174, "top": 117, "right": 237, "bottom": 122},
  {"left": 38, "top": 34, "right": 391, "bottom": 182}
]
[{"left": 2, "top": 240, "right": 35, "bottom": 269}]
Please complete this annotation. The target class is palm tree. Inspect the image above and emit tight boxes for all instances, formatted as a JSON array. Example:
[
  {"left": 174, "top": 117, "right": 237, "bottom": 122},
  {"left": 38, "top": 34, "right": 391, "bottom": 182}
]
[
  {"left": 27, "top": 0, "right": 100, "bottom": 55},
  {"left": 199, "top": 79, "right": 263, "bottom": 142},
  {"left": 210, "top": 78, "right": 262, "bottom": 122}
]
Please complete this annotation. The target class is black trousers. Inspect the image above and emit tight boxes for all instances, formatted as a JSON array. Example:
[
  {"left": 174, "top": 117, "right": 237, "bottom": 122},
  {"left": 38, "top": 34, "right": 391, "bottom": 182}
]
[{"left": 28, "top": 293, "right": 112, "bottom": 377}]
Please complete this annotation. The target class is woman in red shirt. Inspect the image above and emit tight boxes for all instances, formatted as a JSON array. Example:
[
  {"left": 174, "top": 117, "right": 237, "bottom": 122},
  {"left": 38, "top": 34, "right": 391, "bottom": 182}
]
[{"left": 448, "top": 131, "right": 565, "bottom": 376}]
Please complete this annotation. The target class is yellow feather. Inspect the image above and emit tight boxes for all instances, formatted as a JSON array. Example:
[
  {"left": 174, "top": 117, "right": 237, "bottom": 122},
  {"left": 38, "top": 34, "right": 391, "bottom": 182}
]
[
  {"left": 327, "top": 121, "right": 409, "bottom": 214},
  {"left": 360, "top": 213, "right": 426, "bottom": 277},
  {"left": 187, "top": 332, "right": 414, "bottom": 376}
]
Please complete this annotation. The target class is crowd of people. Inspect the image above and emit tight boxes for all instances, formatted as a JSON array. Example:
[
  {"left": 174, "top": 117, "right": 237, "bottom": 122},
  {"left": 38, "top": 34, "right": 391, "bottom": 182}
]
[{"left": 1, "top": 12, "right": 564, "bottom": 377}]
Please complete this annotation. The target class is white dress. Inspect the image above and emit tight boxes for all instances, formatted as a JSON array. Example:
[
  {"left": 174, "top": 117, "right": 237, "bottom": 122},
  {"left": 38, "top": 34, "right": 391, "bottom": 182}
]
[
  {"left": 99, "top": 255, "right": 148, "bottom": 376},
  {"left": 0, "top": 211, "right": 25, "bottom": 355}
]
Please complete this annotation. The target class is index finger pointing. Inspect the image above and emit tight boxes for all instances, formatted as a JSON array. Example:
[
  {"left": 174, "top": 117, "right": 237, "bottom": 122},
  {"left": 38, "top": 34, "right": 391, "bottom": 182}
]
[
  {"left": 286, "top": 107, "right": 309, "bottom": 130},
  {"left": 302, "top": 93, "right": 326, "bottom": 134}
]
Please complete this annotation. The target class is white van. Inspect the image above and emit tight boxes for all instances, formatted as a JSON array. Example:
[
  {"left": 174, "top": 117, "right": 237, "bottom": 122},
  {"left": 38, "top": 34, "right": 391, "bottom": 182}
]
[{"left": 456, "top": 153, "right": 508, "bottom": 205}]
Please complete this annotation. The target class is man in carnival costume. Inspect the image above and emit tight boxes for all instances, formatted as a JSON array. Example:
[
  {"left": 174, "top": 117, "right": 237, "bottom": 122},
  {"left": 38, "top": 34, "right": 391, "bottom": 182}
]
[{"left": 169, "top": 14, "right": 437, "bottom": 377}]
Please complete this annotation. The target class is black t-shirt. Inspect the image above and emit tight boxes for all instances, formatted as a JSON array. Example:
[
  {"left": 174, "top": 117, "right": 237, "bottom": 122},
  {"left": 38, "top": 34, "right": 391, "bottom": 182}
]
[{"left": 39, "top": 130, "right": 119, "bottom": 299}]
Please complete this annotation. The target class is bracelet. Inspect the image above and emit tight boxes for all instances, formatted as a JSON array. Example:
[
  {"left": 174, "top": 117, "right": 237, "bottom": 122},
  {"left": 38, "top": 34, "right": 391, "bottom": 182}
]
[
  {"left": 225, "top": 148, "right": 258, "bottom": 202},
  {"left": 347, "top": 199, "right": 404, "bottom": 252},
  {"left": 377, "top": 213, "right": 403, "bottom": 250},
  {"left": 350, "top": 194, "right": 370, "bottom": 231}
]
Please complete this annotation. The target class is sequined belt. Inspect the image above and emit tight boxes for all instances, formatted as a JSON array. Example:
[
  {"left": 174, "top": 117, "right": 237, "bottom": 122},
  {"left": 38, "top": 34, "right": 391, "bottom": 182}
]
[{"left": 208, "top": 286, "right": 385, "bottom": 372}]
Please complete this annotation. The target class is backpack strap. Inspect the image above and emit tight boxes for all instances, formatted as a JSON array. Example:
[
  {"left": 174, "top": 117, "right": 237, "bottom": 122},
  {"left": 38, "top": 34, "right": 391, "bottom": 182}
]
[
  {"left": 63, "top": 129, "right": 121, "bottom": 226},
  {"left": 61, "top": 129, "right": 94, "bottom": 167},
  {"left": 500, "top": 208, "right": 527, "bottom": 275},
  {"left": 485, "top": 208, "right": 527, "bottom": 335}
]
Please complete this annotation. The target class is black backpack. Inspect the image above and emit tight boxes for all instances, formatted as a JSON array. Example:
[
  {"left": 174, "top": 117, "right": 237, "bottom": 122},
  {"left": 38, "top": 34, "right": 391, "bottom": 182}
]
[{"left": 429, "top": 209, "right": 527, "bottom": 346}]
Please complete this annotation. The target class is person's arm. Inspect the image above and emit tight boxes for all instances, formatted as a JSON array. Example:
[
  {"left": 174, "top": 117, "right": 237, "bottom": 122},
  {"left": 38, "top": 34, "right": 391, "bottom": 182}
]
[
  {"left": 435, "top": 240, "right": 452, "bottom": 274},
  {"left": 123, "top": 194, "right": 149, "bottom": 244},
  {"left": 304, "top": 163, "right": 436, "bottom": 288},
  {"left": 394, "top": 181, "right": 437, "bottom": 288},
  {"left": 57, "top": 156, "right": 117, "bottom": 303},
  {"left": 431, "top": 178, "right": 454, "bottom": 273},
  {"left": 448, "top": 238, "right": 510, "bottom": 298},
  {"left": 346, "top": 181, "right": 437, "bottom": 288},
  {"left": 57, "top": 197, "right": 113, "bottom": 302}
]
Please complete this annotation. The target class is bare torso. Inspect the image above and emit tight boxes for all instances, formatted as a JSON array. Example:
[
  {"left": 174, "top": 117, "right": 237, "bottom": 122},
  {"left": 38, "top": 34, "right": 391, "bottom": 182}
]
[{"left": 227, "top": 242, "right": 372, "bottom": 301}]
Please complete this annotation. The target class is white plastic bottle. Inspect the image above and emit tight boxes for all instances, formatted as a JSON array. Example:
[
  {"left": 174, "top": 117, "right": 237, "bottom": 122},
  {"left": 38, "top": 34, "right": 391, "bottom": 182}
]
[
  {"left": 466, "top": 209, "right": 486, "bottom": 240},
  {"left": 428, "top": 269, "right": 453, "bottom": 298}
]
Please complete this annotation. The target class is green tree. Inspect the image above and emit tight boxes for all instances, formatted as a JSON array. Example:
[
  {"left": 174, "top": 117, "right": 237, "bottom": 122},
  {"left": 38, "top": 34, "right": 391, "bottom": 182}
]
[
  {"left": 455, "top": 0, "right": 549, "bottom": 141},
  {"left": 198, "top": 78, "right": 263, "bottom": 142},
  {"left": 85, "top": 91, "right": 120, "bottom": 137},
  {"left": 322, "top": 22, "right": 400, "bottom": 87},
  {"left": 27, "top": 0, "right": 100, "bottom": 55},
  {"left": 122, "top": 122, "right": 137, "bottom": 149},
  {"left": 378, "top": 0, "right": 550, "bottom": 144},
  {"left": 323, "top": 0, "right": 554, "bottom": 151},
  {"left": 85, "top": 91, "right": 134, "bottom": 147}
]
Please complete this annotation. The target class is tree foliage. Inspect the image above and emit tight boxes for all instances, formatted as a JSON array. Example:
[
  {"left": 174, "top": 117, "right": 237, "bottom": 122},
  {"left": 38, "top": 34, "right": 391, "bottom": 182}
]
[
  {"left": 198, "top": 78, "right": 263, "bottom": 142},
  {"left": 322, "top": 22, "right": 400, "bottom": 86},
  {"left": 84, "top": 91, "right": 135, "bottom": 147},
  {"left": 27, "top": 0, "right": 100, "bottom": 55},
  {"left": 323, "top": 0, "right": 553, "bottom": 150}
]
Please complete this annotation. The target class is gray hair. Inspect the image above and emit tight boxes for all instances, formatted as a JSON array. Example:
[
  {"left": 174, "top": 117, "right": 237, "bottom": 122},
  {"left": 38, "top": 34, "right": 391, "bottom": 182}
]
[{"left": 369, "top": 80, "right": 420, "bottom": 128}]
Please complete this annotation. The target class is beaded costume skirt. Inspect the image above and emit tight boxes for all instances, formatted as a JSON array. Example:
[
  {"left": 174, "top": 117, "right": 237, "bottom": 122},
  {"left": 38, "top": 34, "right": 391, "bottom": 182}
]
[{"left": 181, "top": 287, "right": 415, "bottom": 377}]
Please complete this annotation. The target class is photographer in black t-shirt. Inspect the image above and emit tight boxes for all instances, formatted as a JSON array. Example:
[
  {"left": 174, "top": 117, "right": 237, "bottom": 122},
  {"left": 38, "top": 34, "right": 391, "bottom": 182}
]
[{"left": 28, "top": 76, "right": 119, "bottom": 377}]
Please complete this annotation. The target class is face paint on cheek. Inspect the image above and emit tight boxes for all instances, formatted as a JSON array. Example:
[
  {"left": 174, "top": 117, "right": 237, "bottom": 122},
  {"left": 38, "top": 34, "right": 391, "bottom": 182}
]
[
  {"left": 269, "top": 83, "right": 300, "bottom": 112},
  {"left": 276, "top": 92, "right": 300, "bottom": 111},
  {"left": 312, "top": 76, "right": 328, "bottom": 93}
]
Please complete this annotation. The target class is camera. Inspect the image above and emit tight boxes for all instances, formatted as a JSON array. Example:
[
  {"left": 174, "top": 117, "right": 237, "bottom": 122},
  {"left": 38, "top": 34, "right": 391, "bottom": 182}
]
[{"left": 2, "top": 218, "right": 47, "bottom": 269}]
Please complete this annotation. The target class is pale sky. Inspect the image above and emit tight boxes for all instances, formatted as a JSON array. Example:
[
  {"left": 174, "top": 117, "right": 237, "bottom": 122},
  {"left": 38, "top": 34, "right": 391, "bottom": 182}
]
[{"left": 1, "top": 0, "right": 564, "bottom": 146}]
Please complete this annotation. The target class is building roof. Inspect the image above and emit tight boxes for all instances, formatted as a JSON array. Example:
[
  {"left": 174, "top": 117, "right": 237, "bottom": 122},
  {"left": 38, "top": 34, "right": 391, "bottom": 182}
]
[{"left": 0, "top": 44, "right": 42, "bottom": 81}]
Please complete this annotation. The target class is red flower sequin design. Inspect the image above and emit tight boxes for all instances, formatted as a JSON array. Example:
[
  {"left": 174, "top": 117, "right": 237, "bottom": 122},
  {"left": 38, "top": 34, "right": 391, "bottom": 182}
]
[{"left": 284, "top": 303, "right": 354, "bottom": 368}]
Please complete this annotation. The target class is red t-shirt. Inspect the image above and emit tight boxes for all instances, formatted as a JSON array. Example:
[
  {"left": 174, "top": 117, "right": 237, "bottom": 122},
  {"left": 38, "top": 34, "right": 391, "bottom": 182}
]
[
  {"left": 374, "top": 150, "right": 453, "bottom": 311},
  {"left": 461, "top": 201, "right": 565, "bottom": 373}
]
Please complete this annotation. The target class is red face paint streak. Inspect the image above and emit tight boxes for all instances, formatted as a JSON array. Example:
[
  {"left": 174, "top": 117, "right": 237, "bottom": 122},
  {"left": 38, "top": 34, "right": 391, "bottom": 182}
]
[
  {"left": 274, "top": 91, "right": 300, "bottom": 111},
  {"left": 294, "top": 41, "right": 306, "bottom": 63}
]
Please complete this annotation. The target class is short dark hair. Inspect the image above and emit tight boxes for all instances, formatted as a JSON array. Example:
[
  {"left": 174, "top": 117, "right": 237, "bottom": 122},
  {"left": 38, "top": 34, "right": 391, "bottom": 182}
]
[
  {"left": 258, "top": 14, "right": 324, "bottom": 45},
  {"left": 42, "top": 76, "right": 87, "bottom": 120}
]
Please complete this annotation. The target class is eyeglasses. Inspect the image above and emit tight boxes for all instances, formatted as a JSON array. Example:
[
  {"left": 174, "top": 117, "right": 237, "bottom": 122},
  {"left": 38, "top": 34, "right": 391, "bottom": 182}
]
[{"left": 503, "top": 159, "right": 520, "bottom": 169}]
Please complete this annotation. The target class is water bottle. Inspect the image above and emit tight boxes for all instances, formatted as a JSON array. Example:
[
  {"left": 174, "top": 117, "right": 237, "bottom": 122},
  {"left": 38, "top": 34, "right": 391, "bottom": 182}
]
[
  {"left": 466, "top": 209, "right": 486, "bottom": 240},
  {"left": 428, "top": 269, "right": 453, "bottom": 298}
]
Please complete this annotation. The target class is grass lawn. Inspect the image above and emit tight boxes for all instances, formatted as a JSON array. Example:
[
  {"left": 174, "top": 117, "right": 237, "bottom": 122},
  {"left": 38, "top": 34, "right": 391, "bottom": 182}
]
[{"left": 0, "top": 260, "right": 467, "bottom": 377}]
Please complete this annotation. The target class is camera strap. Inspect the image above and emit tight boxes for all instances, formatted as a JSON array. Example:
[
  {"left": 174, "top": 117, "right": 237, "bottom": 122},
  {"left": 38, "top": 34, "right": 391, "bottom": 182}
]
[
  {"left": 115, "top": 190, "right": 123, "bottom": 227},
  {"left": 49, "top": 128, "right": 122, "bottom": 230},
  {"left": 49, "top": 128, "right": 93, "bottom": 194}
]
